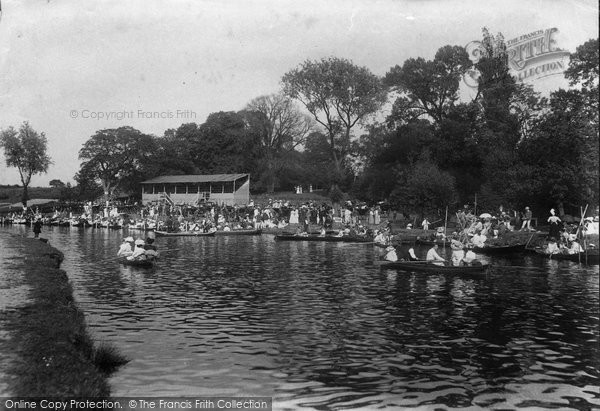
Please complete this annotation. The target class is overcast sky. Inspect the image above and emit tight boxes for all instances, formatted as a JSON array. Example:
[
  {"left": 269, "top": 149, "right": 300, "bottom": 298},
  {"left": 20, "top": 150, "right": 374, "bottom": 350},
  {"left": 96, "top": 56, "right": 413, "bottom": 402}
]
[{"left": 0, "top": 0, "right": 598, "bottom": 186}]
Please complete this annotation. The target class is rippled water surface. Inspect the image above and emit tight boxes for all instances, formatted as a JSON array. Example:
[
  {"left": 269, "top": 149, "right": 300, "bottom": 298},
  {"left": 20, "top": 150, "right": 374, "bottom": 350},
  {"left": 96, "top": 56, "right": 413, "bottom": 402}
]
[{"left": 4, "top": 226, "right": 599, "bottom": 409}]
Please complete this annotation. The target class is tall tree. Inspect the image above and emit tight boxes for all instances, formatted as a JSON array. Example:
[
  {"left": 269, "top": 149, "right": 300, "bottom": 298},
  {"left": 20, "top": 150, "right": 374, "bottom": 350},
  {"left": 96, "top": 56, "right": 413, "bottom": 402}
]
[
  {"left": 0, "top": 122, "right": 52, "bottom": 206},
  {"left": 471, "top": 28, "right": 537, "bottom": 209},
  {"left": 195, "top": 111, "right": 262, "bottom": 175},
  {"left": 244, "top": 93, "right": 314, "bottom": 192},
  {"left": 78, "top": 126, "right": 156, "bottom": 203},
  {"left": 384, "top": 45, "right": 472, "bottom": 127},
  {"left": 517, "top": 38, "right": 599, "bottom": 214},
  {"left": 282, "top": 57, "right": 387, "bottom": 188}
]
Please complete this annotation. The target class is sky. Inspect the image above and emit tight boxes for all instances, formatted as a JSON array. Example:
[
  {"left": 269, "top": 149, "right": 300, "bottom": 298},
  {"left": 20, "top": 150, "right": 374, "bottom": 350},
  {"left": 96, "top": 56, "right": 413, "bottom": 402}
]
[{"left": 0, "top": 0, "right": 598, "bottom": 186}]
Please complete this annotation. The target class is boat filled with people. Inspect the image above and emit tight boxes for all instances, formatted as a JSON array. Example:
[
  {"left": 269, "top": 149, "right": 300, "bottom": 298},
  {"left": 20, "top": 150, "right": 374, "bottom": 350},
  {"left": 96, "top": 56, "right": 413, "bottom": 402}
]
[
  {"left": 532, "top": 248, "right": 599, "bottom": 264},
  {"left": 116, "top": 237, "right": 159, "bottom": 267},
  {"left": 377, "top": 260, "right": 490, "bottom": 274}
]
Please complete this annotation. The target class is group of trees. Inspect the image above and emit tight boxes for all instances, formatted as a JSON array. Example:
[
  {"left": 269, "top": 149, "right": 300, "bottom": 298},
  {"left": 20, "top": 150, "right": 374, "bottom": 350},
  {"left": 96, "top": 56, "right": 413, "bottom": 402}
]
[
  {"left": 355, "top": 31, "right": 598, "bottom": 216},
  {"left": 1, "top": 29, "right": 598, "bottom": 216}
]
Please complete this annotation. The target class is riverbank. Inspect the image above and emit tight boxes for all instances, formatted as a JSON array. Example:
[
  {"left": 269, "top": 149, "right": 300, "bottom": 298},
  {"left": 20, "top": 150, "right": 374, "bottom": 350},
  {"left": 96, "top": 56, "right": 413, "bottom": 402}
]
[{"left": 0, "top": 231, "right": 122, "bottom": 396}]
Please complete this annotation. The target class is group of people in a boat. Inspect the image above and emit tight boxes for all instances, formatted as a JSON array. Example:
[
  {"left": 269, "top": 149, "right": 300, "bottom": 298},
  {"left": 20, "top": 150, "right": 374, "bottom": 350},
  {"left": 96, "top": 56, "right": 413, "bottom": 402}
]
[
  {"left": 117, "top": 236, "right": 159, "bottom": 261},
  {"left": 544, "top": 237, "right": 586, "bottom": 255},
  {"left": 382, "top": 240, "right": 481, "bottom": 267}
]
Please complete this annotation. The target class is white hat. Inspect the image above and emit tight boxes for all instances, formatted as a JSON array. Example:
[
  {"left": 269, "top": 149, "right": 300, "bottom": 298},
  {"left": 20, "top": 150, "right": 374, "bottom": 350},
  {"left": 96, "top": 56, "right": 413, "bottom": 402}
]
[
  {"left": 451, "top": 239, "right": 464, "bottom": 250},
  {"left": 386, "top": 246, "right": 395, "bottom": 251},
  {"left": 134, "top": 239, "right": 145, "bottom": 245},
  {"left": 125, "top": 236, "right": 134, "bottom": 242}
]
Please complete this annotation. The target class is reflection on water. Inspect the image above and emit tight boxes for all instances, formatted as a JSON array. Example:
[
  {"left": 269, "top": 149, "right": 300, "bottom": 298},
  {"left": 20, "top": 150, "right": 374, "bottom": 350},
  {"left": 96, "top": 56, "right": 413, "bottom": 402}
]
[{"left": 4, "top": 226, "right": 599, "bottom": 409}]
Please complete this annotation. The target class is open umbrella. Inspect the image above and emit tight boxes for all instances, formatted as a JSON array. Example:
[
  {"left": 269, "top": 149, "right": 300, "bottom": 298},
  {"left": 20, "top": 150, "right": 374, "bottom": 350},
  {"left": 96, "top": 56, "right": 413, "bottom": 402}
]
[{"left": 479, "top": 213, "right": 492, "bottom": 219}]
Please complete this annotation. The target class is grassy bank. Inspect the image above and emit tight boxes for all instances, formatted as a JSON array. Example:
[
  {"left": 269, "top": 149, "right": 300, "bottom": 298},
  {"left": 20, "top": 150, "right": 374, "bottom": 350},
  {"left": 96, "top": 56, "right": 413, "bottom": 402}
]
[{"left": 3, "top": 235, "right": 126, "bottom": 396}]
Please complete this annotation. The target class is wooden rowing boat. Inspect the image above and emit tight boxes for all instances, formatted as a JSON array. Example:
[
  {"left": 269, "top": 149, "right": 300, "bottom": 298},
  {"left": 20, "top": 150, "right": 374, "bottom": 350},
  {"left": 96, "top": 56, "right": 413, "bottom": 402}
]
[
  {"left": 214, "top": 229, "right": 262, "bottom": 236},
  {"left": 377, "top": 260, "right": 490, "bottom": 273},
  {"left": 154, "top": 230, "right": 215, "bottom": 237},
  {"left": 117, "top": 257, "right": 155, "bottom": 268},
  {"left": 275, "top": 234, "right": 373, "bottom": 243},
  {"left": 532, "top": 249, "right": 599, "bottom": 264}
]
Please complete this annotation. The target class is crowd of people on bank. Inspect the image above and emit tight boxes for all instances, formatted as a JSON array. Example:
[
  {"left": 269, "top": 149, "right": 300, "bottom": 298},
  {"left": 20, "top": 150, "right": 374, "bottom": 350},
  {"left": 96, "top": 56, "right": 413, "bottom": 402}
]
[{"left": 4, "top": 197, "right": 599, "bottom": 266}]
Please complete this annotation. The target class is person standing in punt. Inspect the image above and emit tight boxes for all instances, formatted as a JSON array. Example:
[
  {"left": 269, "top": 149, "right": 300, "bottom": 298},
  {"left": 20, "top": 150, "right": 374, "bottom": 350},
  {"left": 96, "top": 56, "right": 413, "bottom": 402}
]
[{"left": 547, "top": 209, "right": 562, "bottom": 240}]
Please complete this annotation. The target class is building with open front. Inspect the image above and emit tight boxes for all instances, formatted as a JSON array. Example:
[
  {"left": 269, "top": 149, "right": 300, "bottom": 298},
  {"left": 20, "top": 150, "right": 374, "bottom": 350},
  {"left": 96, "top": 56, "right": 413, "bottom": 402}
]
[{"left": 140, "top": 174, "right": 250, "bottom": 206}]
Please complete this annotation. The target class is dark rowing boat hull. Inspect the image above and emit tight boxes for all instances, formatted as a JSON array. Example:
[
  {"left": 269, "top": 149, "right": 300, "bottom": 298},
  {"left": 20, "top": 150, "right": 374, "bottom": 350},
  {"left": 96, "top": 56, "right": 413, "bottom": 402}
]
[
  {"left": 275, "top": 234, "right": 372, "bottom": 243},
  {"left": 117, "top": 257, "right": 155, "bottom": 268},
  {"left": 154, "top": 230, "right": 215, "bottom": 237},
  {"left": 214, "top": 229, "right": 262, "bottom": 236},
  {"left": 378, "top": 260, "right": 490, "bottom": 274}
]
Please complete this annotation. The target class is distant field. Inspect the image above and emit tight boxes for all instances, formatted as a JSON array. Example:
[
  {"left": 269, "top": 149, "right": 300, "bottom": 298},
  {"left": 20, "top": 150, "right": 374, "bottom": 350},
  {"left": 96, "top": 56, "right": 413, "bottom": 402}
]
[{"left": 0, "top": 186, "right": 61, "bottom": 205}]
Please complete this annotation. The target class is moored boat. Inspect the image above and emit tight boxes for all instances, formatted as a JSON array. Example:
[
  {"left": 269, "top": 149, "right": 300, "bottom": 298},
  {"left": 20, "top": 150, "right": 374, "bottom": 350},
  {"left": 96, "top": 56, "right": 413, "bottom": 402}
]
[
  {"left": 377, "top": 260, "right": 490, "bottom": 273},
  {"left": 532, "top": 249, "right": 599, "bottom": 264},
  {"left": 214, "top": 229, "right": 262, "bottom": 236},
  {"left": 275, "top": 233, "right": 373, "bottom": 243},
  {"left": 154, "top": 230, "right": 215, "bottom": 237}
]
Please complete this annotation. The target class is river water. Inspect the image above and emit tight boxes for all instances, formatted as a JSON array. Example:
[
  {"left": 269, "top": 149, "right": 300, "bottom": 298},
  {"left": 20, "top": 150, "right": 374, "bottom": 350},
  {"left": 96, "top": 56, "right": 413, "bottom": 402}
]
[{"left": 3, "top": 225, "right": 599, "bottom": 409}]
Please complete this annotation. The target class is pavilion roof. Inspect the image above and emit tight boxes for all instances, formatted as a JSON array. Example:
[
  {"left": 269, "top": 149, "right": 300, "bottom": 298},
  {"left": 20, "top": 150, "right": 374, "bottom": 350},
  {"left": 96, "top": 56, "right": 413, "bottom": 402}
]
[{"left": 141, "top": 174, "right": 248, "bottom": 184}]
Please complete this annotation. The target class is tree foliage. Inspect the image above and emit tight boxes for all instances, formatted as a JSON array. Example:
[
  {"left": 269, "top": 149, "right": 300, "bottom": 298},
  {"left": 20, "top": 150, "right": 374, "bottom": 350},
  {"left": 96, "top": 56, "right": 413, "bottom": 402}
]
[
  {"left": 0, "top": 122, "right": 52, "bottom": 206},
  {"left": 390, "top": 152, "right": 457, "bottom": 214},
  {"left": 49, "top": 179, "right": 66, "bottom": 188},
  {"left": 78, "top": 126, "right": 156, "bottom": 200},
  {"left": 243, "top": 93, "right": 314, "bottom": 192},
  {"left": 385, "top": 45, "right": 471, "bottom": 126},
  {"left": 282, "top": 57, "right": 387, "bottom": 186}
]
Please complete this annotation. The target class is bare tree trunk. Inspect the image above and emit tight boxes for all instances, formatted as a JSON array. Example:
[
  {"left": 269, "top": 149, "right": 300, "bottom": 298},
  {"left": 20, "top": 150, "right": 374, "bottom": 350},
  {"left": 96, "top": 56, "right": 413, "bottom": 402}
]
[
  {"left": 265, "top": 151, "right": 276, "bottom": 194},
  {"left": 21, "top": 184, "right": 29, "bottom": 207}
]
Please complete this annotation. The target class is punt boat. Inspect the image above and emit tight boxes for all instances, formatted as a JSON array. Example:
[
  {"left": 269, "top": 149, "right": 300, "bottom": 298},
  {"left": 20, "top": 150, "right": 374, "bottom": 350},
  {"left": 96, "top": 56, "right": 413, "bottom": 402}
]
[{"left": 377, "top": 260, "right": 490, "bottom": 273}]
